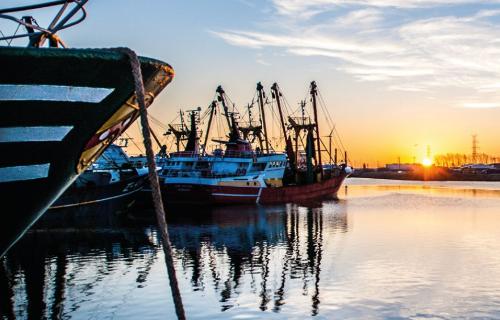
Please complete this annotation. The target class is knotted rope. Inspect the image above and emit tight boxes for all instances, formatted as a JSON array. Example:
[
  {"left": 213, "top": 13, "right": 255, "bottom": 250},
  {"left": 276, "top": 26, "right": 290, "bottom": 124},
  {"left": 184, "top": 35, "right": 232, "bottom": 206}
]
[{"left": 118, "top": 47, "right": 186, "bottom": 320}]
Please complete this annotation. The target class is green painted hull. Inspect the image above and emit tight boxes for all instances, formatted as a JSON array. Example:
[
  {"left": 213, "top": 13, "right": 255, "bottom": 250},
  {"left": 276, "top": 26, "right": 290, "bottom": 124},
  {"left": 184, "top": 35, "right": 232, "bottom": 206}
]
[{"left": 0, "top": 47, "right": 174, "bottom": 257}]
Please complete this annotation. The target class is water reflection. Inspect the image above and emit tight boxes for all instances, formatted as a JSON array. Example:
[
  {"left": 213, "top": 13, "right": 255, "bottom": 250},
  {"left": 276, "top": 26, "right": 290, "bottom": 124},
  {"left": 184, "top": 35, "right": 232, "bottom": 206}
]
[
  {"left": 0, "top": 202, "right": 349, "bottom": 319},
  {"left": 0, "top": 225, "right": 162, "bottom": 319},
  {"left": 3, "top": 180, "right": 500, "bottom": 319},
  {"left": 345, "top": 178, "right": 500, "bottom": 199},
  {"left": 167, "top": 204, "right": 348, "bottom": 315}
]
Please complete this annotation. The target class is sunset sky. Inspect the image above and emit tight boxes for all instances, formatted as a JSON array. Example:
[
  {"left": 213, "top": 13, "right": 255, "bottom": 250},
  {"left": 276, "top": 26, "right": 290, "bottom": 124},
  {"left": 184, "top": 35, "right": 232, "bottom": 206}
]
[{"left": 13, "top": 0, "right": 500, "bottom": 166}]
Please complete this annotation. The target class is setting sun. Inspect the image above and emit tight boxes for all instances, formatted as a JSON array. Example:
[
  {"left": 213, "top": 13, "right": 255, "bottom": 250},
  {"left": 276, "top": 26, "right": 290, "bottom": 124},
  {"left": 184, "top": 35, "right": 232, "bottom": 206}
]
[{"left": 422, "top": 158, "right": 433, "bottom": 167}]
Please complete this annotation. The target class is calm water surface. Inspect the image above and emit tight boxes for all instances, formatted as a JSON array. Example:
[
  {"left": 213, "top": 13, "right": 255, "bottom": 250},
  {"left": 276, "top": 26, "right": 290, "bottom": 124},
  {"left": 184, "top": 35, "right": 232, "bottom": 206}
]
[{"left": 3, "top": 178, "right": 500, "bottom": 319}]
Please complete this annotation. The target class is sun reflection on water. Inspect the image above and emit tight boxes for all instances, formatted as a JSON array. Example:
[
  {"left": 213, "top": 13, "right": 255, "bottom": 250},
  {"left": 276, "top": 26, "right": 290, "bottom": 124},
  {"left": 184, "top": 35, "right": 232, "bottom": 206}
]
[{"left": 2, "top": 179, "right": 500, "bottom": 319}]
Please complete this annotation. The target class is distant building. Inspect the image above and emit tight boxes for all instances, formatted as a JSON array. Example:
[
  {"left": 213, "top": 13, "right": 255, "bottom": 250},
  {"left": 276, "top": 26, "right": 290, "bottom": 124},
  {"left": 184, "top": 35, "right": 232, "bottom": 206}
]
[
  {"left": 459, "top": 163, "right": 500, "bottom": 174},
  {"left": 385, "top": 163, "right": 422, "bottom": 171}
]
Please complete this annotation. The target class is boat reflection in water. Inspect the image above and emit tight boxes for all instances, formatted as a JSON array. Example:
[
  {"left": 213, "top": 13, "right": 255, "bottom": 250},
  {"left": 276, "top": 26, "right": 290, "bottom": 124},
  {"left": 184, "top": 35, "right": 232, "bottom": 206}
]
[
  {"left": 5, "top": 180, "right": 500, "bottom": 319},
  {"left": 169, "top": 203, "right": 348, "bottom": 315},
  {"left": 0, "top": 201, "right": 347, "bottom": 319}
]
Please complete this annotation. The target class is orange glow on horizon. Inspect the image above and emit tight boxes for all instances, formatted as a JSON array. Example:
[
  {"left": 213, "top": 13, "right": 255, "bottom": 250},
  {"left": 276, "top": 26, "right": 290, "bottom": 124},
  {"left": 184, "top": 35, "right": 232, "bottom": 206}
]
[{"left": 422, "top": 158, "right": 433, "bottom": 167}]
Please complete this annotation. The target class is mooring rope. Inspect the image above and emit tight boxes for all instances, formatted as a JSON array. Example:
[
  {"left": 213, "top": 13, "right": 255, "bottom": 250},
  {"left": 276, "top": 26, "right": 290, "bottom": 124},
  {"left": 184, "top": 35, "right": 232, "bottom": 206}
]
[{"left": 117, "top": 47, "right": 186, "bottom": 320}]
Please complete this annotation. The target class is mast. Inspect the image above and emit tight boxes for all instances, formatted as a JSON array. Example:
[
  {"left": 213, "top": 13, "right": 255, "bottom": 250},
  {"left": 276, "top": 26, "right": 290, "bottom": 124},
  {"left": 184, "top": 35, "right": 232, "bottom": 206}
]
[
  {"left": 166, "top": 110, "right": 188, "bottom": 152},
  {"left": 247, "top": 103, "right": 253, "bottom": 127},
  {"left": 229, "top": 113, "right": 240, "bottom": 142},
  {"left": 271, "top": 82, "right": 296, "bottom": 170},
  {"left": 149, "top": 127, "right": 163, "bottom": 150},
  {"left": 178, "top": 110, "right": 186, "bottom": 152},
  {"left": 271, "top": 83, "right": 288, "bottom": 147},
  {"left": 239, "top": 103, "right": 264, "bottom": 150},
  {"left": 327, "top": 130, "right": 333, "bottom": 165},
  {"left": 310, "top": 81, "right": 323, "bottom": 178},
  {"left": 239, "top": 104, "right": 253, "bottom": 141},
  {"left": 256, "top": 82, "right": 270, "bottom": 153},
  {"left": 202, "top": 101, "right": 216, "bottom": 155},
  {"left": 185, "top": 107, "right": 201, "bottom": 153},
  {"left": 287, "top": 100, "right": 308, "bottom": 167},
  {"left": 329, "top": 134, "right": 332, "bottom": 164},
  {"left": 298, "top": 100, "right": 305, "bottom": 165},
  {"left": 216, "top": 86, "right": 232, "bottom": 132},
  {"left": 179, "top": 110, "right": 186, "bottom": 132},
  {"left": 216, "top": 85, "right": 239, "bottom": 142}
]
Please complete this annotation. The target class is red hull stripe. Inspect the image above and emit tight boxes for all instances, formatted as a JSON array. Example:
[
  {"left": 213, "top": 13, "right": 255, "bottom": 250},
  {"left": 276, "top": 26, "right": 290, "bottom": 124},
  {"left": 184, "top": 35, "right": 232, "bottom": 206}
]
[{"left": 163, "top": 174, "right": 347, "bottom": 205}]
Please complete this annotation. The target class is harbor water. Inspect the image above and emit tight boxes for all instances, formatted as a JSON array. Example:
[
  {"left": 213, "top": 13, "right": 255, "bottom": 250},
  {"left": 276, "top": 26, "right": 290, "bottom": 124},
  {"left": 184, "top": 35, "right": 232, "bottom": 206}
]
[{"left": 3, "top": 178, "right": 500, "bottom": 319}]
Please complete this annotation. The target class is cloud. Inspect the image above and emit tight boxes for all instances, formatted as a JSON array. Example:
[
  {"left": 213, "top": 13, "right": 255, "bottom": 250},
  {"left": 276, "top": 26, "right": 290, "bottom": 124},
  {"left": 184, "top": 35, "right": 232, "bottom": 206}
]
[
  {"left": 256, "top": 53, "right": 271, "bottom": 66},
  {"left": 256, "top": 59, "right": 272, "bottom": 66},
  {"left": 211, "top": 30, "right": 403, "bottom": 54},
  {"left": 272, "top": 0, "right": 500, "bottom": 19},
  {"left": 335, "top": 8, "right": 383, "bottom": 27},
  {"left": 396, "top": 16, "right": 500, "bottom": 89},
  {"left": 388, "top": 85, "right": 430, "bottom": 92},
  {"left": 212, "top": 1, "right": 500, "bottom": 103},
  {"left": 461, "top": 102, "right": 500, "bottom": 108},
  {"left": 209, "top": 31, "right": 265, "bottom": 49}
]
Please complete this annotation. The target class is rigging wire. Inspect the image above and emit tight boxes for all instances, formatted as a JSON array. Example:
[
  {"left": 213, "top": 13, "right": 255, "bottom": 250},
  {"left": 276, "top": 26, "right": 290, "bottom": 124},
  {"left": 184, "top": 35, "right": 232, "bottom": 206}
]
[
  {"left": 317, "top": 88, "right": 349, "bottom": 161},
  {"left": 124, "top": 132, "right": 144, "bottom": 154}
]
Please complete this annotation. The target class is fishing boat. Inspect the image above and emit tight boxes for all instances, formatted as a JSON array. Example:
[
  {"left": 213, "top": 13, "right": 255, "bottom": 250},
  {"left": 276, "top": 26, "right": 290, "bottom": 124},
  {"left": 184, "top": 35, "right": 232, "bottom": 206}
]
[
  {"left": 48, "top": 144, "right": 147, "bottom": 211},
  {"left": 160, "top": 82, "right": 351, "bottom": 205},
  {"left": 0, "top": 1, "right": 174, "bottom": 257}
]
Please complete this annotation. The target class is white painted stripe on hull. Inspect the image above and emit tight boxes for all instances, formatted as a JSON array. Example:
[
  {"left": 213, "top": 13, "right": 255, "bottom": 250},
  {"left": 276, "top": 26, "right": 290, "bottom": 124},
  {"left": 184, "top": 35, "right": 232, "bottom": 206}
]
[
  {"left": 0, "top": 126, "right": 73, "bottom": 142},
  {"left": 211, "top": 192, "right": 258, "bottom": 197},
  {"left": 0, "top": 84, "right": 114, "bottom": 103},
  {"left": 256, "top": 187, "right": 263, "bottom": 204},
  {"left": 0, "top": 163, "right": 50, "bottom": 183}
]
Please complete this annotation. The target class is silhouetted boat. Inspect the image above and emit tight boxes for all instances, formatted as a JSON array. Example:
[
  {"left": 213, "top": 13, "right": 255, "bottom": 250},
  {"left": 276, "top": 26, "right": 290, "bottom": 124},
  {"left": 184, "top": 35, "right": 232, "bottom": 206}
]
[
  {"left": 47, "top": 144, "right": 146, "bottom": 212},
  {"left": 0, "top": 1, "right": 174, "bottom": 256},
  {"left": 160, "top": 82, "right": 351, "bottom": 205}
]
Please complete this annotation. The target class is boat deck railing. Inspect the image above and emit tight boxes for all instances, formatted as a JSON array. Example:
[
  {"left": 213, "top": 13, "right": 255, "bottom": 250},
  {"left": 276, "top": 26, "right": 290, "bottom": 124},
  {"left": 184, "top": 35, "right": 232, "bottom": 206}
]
[
  {"left": 0, "top": 0, "right": 89, "bottom": 47},
  {"left": 162, "top": 169, "right": 251, "bottom": 179}
]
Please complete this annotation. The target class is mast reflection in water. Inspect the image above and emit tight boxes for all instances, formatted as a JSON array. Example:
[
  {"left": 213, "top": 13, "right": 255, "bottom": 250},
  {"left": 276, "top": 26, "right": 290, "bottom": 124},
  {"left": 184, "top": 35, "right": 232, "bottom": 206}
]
[
  {"left": 0, "top": 202, "right": 348, "bottom": 319},
  {"left": 6, "top": 180, "right": 500, "bottom": 319}
]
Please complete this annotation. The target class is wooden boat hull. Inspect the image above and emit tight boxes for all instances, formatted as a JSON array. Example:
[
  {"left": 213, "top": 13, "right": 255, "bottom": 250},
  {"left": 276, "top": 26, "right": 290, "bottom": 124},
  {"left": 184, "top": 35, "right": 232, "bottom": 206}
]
[
  {"left": 0, "top": 47, "right": 174, "bottom": 257},
  {"left": 162, "top": 173, "right": 347, "bottom": 206}
]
